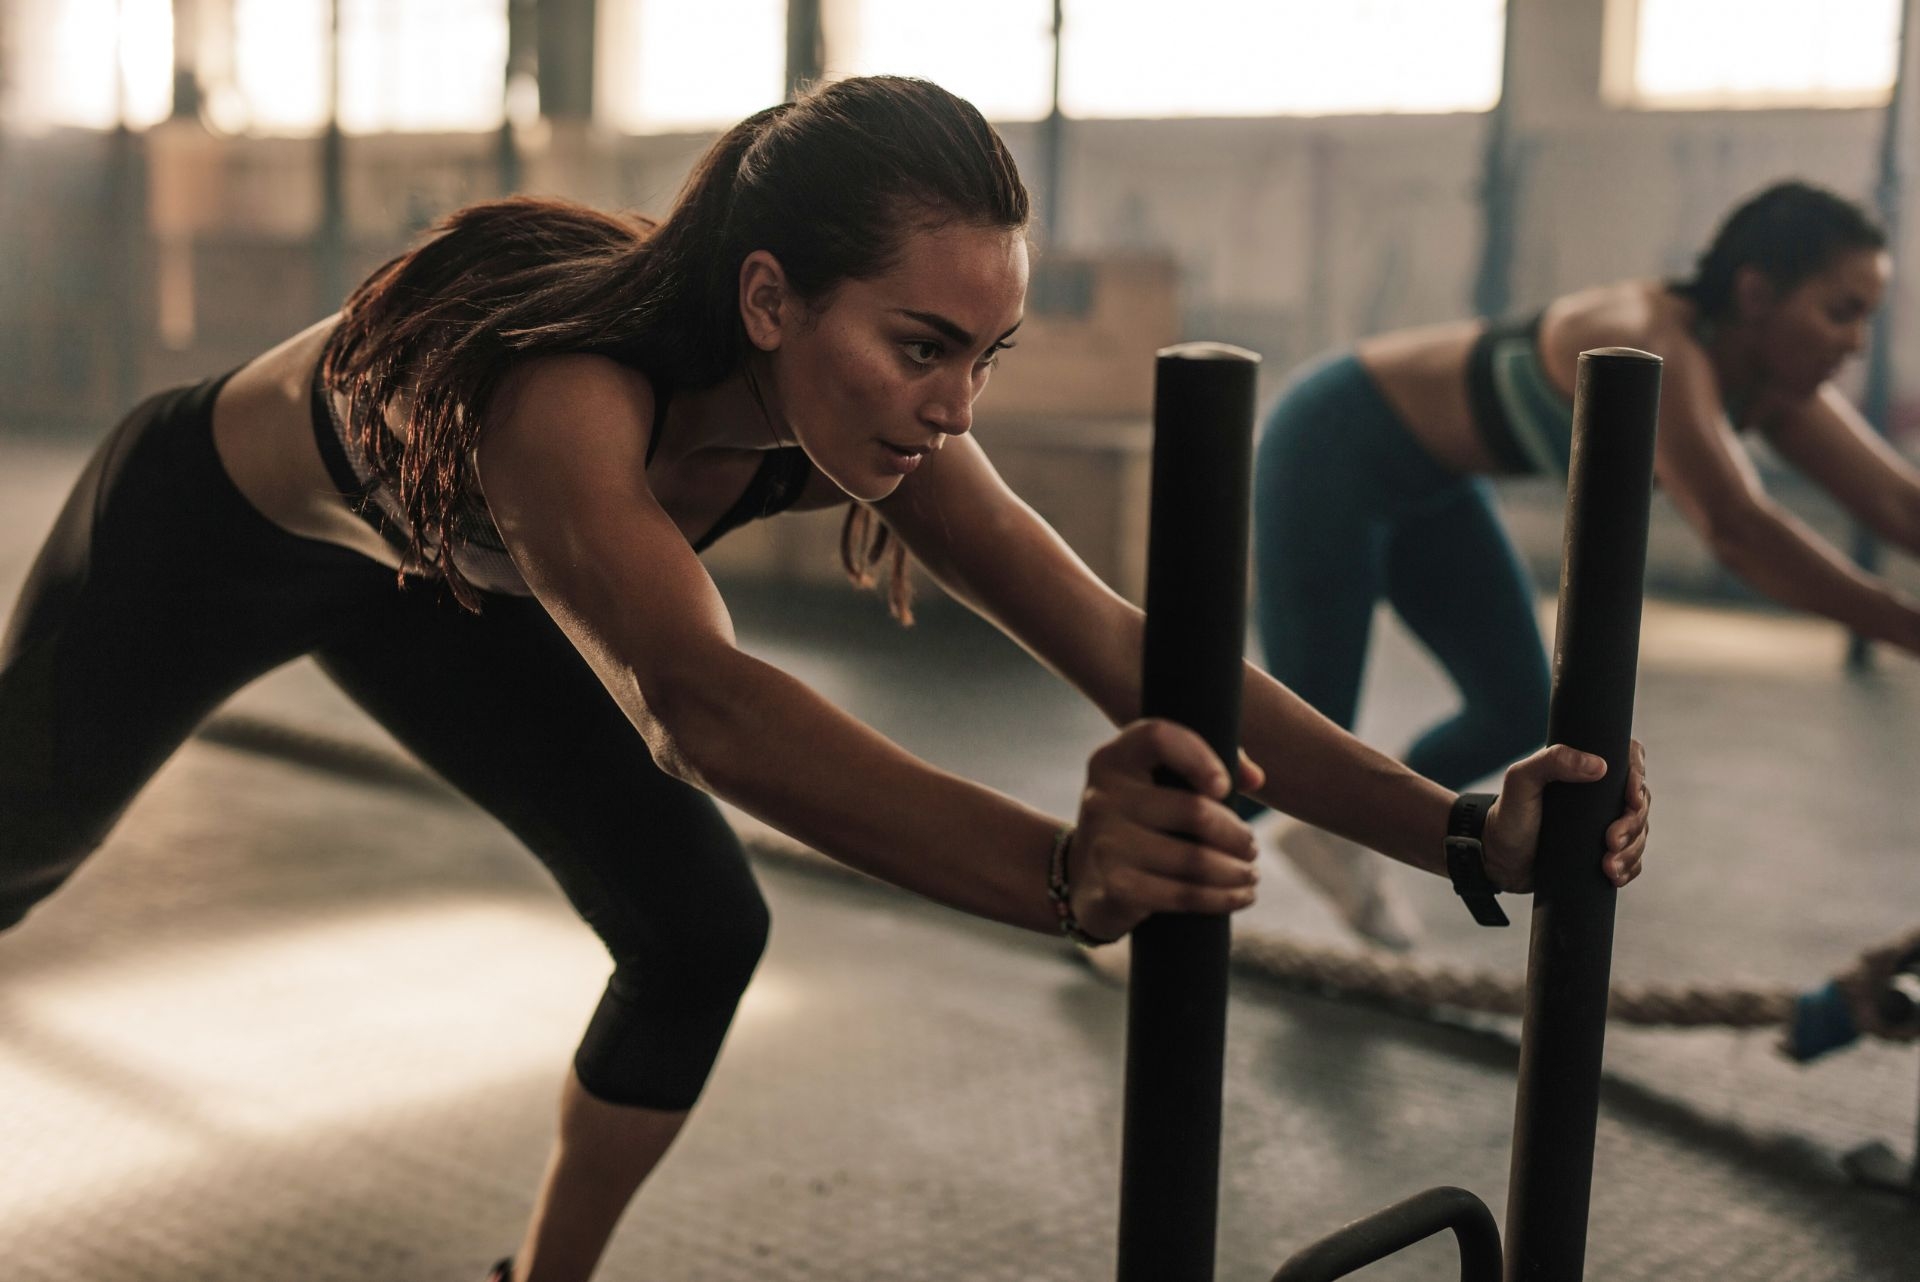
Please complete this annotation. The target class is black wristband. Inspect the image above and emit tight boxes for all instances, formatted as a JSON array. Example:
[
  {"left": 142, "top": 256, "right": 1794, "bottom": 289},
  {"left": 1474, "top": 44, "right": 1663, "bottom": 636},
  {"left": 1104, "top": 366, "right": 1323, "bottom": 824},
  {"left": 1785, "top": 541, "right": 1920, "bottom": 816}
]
[{"left": 1445, "top": 792, "right": 1508, "bottom": 927}]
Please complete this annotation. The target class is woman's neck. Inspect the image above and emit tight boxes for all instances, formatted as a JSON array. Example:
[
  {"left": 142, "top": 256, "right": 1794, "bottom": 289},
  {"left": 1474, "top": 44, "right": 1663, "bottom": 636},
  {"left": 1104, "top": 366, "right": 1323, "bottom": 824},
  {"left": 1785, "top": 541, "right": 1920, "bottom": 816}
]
[
  {"left": 1677, "top": 294, "right": 1767, "bottom": 413},
  {"left": 656, "top": 362, "right": 793, "bottom": 463}
]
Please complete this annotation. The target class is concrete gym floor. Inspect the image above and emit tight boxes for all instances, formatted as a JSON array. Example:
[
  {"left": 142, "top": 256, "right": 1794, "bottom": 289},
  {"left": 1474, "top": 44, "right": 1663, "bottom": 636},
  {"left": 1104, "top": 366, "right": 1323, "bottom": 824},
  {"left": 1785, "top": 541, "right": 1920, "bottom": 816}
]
[{"left": 1, "top": 434, "right": 1916, "bottom": 1281}]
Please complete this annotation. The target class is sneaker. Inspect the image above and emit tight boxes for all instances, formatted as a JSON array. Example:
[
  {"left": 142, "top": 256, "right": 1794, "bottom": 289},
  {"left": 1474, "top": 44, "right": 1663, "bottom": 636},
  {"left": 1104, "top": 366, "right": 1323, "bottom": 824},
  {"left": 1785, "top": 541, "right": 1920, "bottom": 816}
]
[{"left": 1274, "top": 822, "right": 1422, "bottom": 951}]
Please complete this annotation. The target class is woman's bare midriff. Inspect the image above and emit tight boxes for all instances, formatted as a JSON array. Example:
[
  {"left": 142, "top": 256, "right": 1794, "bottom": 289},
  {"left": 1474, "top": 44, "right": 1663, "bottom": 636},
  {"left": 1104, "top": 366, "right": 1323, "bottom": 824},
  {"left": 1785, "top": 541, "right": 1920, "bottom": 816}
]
[
  {"left": 210, "top": 320, "right": 833, "bottom": 571},
  {"left": 1352, "top": 281, "right": 1683, "bottom": 478},
  {"left": 1354, "top": 320, "right": 1493, "bottom": 475},
  {"left": 212, "top": 317, "right": 408, "bottom": 567}
]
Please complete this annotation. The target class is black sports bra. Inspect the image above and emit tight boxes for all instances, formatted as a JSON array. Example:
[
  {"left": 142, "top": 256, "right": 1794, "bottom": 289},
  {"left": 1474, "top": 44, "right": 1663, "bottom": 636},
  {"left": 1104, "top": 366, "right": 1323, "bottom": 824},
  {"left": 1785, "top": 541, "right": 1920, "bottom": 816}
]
[{"left": 309, "top": 367, "right": 815, "bottom": 596}]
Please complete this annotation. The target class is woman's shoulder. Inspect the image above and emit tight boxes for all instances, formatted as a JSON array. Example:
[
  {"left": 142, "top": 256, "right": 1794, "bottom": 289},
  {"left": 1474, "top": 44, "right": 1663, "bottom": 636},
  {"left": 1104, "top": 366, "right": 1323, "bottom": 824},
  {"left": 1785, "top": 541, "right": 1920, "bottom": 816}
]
[
  {"left": 1543, "top": 280, "right": 1695, "bottom": 352},
  {"left": 490, "top": 354, "right": 661, "bottom": 448},
  {"left": 1543, "top": 278, "right": 1681, "bottom": 339}
]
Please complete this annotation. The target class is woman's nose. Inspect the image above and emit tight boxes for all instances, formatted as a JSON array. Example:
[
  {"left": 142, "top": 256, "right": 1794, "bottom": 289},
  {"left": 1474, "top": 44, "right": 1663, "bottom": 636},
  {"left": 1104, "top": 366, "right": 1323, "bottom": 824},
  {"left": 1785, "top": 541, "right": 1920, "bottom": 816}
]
[{"left": 922, "top": 378, "right": 975, "bottom": 437}]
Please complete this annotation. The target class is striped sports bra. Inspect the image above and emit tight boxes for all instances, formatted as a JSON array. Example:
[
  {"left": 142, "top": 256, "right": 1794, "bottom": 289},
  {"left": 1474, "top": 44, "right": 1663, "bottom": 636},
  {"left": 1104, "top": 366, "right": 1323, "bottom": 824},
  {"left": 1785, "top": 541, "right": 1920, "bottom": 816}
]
[
  {"left": 1465, "top": 307, "right": 1752, "bottom": 477},
  {"left": 1463, "top": 312, "right": 1575, "bottom": 478}
]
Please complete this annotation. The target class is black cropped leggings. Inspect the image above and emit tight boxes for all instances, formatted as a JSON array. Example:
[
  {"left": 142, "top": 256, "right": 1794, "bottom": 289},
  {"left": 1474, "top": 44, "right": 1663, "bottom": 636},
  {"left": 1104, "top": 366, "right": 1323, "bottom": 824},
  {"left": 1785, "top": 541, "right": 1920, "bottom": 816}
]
[{"left": 0, "top": 374, "right": 768, "bottom": 1110}]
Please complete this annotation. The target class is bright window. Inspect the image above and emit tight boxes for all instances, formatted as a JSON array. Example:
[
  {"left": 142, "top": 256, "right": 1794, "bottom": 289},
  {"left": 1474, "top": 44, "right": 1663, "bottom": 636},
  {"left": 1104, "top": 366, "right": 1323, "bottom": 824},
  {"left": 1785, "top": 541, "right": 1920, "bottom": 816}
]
[
  {"left": 337, "top": 0, "right": 508, "bottom": 133},
  {"left": 215, "top": 0, "right": 330, "bottom": 136},
  {"left": 208, "top": 0, "right": 507, "bottom": 136},
  {"left": 824, "top": 0, "right": 1056, "bottom": 122},
  {"left": 598, "top": 0, "right": 787, "bottom": 132},
  {"left": 4, "top": 0, "right": 174, "bottom": 132},
  {"left": 1612, "top": 0, "right": 1900, "bottom": 109},
  {"left": 1059, "top": 0, "right": 1505, "bottom": 118}
]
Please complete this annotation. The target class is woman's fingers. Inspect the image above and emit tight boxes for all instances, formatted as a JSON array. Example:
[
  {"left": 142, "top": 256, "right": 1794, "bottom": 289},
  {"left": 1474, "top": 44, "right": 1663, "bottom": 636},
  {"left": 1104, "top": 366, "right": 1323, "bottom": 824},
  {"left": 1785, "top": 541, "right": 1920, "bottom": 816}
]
[
  {"left": 1097, "top": 811, "right": 1259, "bottom": 888},
  {"left": 1105, "top": 777, "right": 1257, "bottom": 862},
  {"left": 1099, "top": 846, "right": 1261, "bottom": 916},
  {"left": 1091, "top": 719, "right": 1235, "bottom": 799},
  {"left": 1604, "top": 789, "right": 1650, "bottom": 850},
  {"left": 1236, "top": 748, "right": 1266, "bottom": 794},
  {"left": 1069, "top": 819, "right": 1258, "bottom": 939},
  {"left": 1514, "top": 742, "right": 1609, "bottom": 790},
  {"left": 1124, "top": 871, "right": 1261, "bottom": 918},
  {"left": 1602, "top": 738, "right": 1650, "bottom": 886},
  {"left": 1073, "top": 720, "right": 1266, "bottom": 934},
  {"left": 1491, "top": 740, "right": 1650, "bottom": 892},
  {"left": 1607, "top": 827, "right": 1646, "bottom": 886},
  {"left": 1621, "top": 738, "right": 1650, "bottom": 819}
]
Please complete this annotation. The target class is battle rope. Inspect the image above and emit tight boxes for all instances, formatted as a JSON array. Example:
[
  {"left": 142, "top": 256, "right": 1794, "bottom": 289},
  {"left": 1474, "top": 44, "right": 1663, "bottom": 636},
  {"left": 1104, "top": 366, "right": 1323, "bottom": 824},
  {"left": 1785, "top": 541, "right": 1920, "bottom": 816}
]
[{"left": 195, "top": 710, "right": 1920, "bottom": 1061}]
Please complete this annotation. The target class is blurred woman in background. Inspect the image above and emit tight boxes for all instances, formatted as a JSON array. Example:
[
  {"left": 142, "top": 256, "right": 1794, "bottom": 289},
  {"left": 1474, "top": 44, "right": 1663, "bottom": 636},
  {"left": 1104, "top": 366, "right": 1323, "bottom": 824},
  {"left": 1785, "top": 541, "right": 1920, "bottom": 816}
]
[{"left": 1250, "top": 180, "right": 1908, "bottom": 950}]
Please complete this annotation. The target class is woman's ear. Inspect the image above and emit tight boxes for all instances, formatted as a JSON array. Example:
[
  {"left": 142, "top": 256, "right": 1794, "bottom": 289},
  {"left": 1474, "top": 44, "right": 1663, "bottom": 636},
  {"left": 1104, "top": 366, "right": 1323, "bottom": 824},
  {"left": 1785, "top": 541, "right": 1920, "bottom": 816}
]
[
  {"left": 1730, "top": 263, "right": 1777, "bottom": 324},
  {"left": 740, "top": 250, "right": 792, "bottom": 352}
]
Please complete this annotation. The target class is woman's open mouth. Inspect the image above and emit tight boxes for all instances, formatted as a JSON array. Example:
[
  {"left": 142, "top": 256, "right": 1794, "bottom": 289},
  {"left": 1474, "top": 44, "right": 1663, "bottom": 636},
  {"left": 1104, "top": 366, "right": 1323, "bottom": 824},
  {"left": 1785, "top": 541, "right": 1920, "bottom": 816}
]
[{"left": 880, "top": 441, "right": 930, "bottom": 474}]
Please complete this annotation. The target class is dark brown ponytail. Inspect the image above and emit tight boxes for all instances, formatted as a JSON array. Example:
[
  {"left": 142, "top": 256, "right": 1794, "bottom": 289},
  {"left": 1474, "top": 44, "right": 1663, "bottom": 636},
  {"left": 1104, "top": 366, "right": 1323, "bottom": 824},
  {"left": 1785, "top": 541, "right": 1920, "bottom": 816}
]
[{"left": 327, "top": 77, "right": 1028, "bottom": 616}]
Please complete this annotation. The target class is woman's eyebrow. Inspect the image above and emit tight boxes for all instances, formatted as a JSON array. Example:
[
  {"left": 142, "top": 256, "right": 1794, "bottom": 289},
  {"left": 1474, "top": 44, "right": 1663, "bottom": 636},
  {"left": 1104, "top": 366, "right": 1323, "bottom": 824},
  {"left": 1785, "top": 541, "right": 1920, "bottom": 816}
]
[{"left": 893, "top": 310, "right": 1024, "bottom": 346}]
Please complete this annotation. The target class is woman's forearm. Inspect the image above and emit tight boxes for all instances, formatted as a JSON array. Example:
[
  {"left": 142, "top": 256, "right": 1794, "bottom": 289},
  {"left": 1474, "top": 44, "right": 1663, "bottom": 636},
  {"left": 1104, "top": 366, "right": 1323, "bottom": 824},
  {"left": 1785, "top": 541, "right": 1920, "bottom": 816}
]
[
  {"left": 1712, "top": 501, "right": 1920, "bottom": 646},
  {"left": 639, "top": 649, "right": 1064, "bottom": 933},
  {"left": 1061, "top": 603, "right": 1453, "bottom": 877},
  {"left": 1852, "top": 488, "right": 1920, "bottom": 562},
  {"left": 1237, "top": 666, "right": 1453, "bottom": 875}
]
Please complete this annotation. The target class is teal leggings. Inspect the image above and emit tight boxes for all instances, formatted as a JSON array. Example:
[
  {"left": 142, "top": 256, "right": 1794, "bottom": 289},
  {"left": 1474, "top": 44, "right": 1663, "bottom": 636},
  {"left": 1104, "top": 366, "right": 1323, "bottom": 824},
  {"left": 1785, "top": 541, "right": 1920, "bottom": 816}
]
[{"left": 1248, "top": 353, "right": 1550, "bottom": 797}]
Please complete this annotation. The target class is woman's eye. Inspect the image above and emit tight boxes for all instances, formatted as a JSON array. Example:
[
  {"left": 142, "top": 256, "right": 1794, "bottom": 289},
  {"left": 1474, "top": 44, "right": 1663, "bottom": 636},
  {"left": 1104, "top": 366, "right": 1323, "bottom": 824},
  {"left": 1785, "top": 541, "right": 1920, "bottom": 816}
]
[
  {"left": 980, "top": 341, "right": 1016, "bottom": 368},
  {"left": 904, "top": 341, "right": 942, "bottom": 365}
]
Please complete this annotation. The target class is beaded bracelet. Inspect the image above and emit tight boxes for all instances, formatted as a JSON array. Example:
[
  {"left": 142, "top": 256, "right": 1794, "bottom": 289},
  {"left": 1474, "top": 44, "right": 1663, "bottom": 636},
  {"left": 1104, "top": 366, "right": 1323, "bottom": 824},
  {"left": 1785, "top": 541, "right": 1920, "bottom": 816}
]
[{"left": 1045, "top": 824, "right": 1118, "bottom": 948}]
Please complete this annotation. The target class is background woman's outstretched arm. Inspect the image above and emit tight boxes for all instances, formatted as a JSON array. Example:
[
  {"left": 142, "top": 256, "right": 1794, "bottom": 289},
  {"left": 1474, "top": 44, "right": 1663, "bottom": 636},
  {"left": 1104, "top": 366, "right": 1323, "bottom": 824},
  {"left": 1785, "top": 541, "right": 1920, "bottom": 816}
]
[{"left": 1654, "top": 343, "right": 1920, "bottom": 656}]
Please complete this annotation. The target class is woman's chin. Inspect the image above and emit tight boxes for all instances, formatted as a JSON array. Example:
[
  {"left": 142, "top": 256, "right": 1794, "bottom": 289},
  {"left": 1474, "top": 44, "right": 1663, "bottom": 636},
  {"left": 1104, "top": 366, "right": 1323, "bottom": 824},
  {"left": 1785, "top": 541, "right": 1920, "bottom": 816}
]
[{"left": 825, "top": 468, "right": 903, "bottom": 505}]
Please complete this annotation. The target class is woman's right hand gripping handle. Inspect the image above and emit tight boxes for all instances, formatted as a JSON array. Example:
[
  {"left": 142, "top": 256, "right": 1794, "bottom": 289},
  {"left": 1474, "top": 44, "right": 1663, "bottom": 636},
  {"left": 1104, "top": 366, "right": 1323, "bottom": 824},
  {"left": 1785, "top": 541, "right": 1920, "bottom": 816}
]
[{"left": 1064, "top": 719, "right": 1267, "bottom": 943}]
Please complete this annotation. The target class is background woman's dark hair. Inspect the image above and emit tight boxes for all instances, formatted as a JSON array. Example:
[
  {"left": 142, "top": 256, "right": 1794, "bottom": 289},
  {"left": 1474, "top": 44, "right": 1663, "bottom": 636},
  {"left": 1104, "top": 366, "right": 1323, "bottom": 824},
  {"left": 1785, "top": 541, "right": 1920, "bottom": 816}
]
[
  {"left": 326, "top": 75, "right": 1031, "bottom": 617},
  {"left": 1673, "top": 180, "right": 1885, "bottom": 321}
]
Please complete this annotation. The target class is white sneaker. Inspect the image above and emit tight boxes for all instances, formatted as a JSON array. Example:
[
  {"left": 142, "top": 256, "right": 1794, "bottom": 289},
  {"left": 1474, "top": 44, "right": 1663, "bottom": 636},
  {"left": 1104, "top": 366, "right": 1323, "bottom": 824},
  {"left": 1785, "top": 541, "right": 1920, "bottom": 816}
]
[{"left": 1274, "top": 822, "right": 1422, "bottom": 951}]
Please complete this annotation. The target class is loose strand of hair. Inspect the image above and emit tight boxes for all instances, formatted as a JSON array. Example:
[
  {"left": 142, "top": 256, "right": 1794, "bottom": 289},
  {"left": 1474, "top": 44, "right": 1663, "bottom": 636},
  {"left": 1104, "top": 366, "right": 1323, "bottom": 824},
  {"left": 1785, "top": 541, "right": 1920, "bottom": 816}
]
[{"left": 839, "top": 505, "right": 915, "bottom": 625}]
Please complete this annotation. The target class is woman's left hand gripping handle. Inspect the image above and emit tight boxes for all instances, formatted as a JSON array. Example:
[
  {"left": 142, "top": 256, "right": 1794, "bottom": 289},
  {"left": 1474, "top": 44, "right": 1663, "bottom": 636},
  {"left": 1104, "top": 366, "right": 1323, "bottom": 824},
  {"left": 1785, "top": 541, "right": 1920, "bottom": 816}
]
[
  {"left": 1483, "top": 737, "right": 1651, "bottom": 893},
  {"left": 1066, "top": 720, "right": 1266, "bottom": 943}
]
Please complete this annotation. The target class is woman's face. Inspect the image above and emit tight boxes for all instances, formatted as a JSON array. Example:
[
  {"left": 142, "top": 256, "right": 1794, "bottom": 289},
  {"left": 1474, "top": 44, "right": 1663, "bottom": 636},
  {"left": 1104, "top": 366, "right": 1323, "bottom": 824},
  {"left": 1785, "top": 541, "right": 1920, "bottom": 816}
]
[
  {"left": 1743, "top": 247, "right": 1890, "bottom": 398},
  {"left": 755, "top": 221, "right": 1028, "bottom": 502}
]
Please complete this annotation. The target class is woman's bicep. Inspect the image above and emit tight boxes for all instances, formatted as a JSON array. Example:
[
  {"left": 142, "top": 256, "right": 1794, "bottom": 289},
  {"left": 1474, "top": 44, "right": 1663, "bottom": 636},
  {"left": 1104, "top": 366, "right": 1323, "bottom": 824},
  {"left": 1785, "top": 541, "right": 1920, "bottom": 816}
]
[
  {"left": 1651, "top": 345, "right": 1770, "bottom": 539},
  {"left": 475, "top": 361, "right": 739, "bottom": 718},
  {"left": 882, "top": 436, "right": 1120, "bottom": 615},
  {"left": 504, "top": 478, "right": 738, "bottom": 702},
  {"left": 879, "top": 436, "right": 1139, "bottom": 706}
]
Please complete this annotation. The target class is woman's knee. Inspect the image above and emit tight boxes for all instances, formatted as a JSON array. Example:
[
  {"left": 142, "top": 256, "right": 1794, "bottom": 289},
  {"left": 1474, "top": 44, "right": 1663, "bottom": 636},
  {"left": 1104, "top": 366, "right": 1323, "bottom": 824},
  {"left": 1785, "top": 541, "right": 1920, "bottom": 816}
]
[
  {"left": 670, "top": 877, "right": 771, "bottom": 1001},
  {"left": 571, "top": 874, "right": 770, "bottom": 1110},
  {"left": 607, "top": 866, "right": 770, "bottom": 1011}
]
